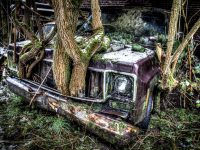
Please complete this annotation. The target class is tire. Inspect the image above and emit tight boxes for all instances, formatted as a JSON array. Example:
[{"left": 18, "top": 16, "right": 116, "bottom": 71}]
[{"left": 138, "top": 94, "right": 153, "bottom": 130}]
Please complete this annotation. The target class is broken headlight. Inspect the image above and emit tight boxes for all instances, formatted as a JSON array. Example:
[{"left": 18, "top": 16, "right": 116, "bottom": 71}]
[
  {"left": 114, "top": 76, "right": 132, "bottom": 96},
  {"left": 106, "top": 72, "right": 134, "bottom": 111},
  {"left": 107, "top": 73, "right": 133, "bottom": 100}
]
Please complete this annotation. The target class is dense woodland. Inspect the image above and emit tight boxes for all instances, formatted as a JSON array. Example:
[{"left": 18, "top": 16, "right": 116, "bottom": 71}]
[{"left": 0, "top": 0, "right": 200, "bottom": 149}]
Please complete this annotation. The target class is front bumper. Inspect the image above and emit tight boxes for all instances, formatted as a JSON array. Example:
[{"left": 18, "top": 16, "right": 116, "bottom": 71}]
[{"left": 6, "top": 77, "right": 139, "bottom": 145}]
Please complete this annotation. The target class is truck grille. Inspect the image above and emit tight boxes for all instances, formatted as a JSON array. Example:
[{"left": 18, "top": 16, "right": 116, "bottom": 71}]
[{"left": 86, "top": 70, "right": 104, "bottom": 99}]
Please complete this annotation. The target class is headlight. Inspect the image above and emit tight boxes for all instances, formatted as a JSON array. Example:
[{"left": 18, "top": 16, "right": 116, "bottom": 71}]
[
  {"left": 114, "top": 76, "right": 132, "bottom": 95},
  {"left": 106, "top": 72, "right": 134, "bottom": 101},
  {"left": 106, "top": 72, "right": 134, "bottom": 112}
]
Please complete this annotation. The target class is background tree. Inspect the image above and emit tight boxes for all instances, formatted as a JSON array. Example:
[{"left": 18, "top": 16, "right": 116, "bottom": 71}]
[
  {"left": 0, "top": 0, "right": 11, "bottom": 47},
  {"left": 157, "top": 0, "right": 200, "bottom": 90},
  {"left": 52, "top": 0, "right": 110, "bottom": 96}
]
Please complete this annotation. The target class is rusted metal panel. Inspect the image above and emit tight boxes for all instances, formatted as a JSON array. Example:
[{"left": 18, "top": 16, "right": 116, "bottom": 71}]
[{"left": 6, "top": 77, "right": 139, "bottom": 145}]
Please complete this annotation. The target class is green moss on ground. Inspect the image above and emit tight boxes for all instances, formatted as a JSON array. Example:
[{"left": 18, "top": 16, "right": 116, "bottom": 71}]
[
  {"left": 0, "top": 92, "right": 199, "bottom": 150},
  {"left": 130, "top": 109, "right": 200, "bottom": 150},
  {"left": 0, "top": 94, "right": 110, "bottom": 150}
]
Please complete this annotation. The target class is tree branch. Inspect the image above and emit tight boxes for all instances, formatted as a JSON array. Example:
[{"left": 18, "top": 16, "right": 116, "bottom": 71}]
[
  {"left": 12, "top": 18, "right": 37, "bottom": 41},
  {"left": 171, "top": 18, "right": 200, "bottom": 73},
  {"left": 22, "top": 2, "right": 52, "bottom": 21}
]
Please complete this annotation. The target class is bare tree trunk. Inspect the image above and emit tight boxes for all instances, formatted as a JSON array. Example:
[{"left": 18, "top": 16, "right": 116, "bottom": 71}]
[
  {"left": 53, "top": 35, "right": 71, "bottom": 95},
  {"left": 91, "top": 0, "right": 103, "bottom": 30},
  {"left": 0, "top": 9, "right": 2, "bottom": 44},
  {"left": 162, "top": 0, "right": 181, "bottom": 88},
  {"left": 52, "top": 0, "right": 81, "bottom": 61},
  {"left": 13, "top": 0, "right": 21, "bottom": 63},
  {"left": 13, "top": 26, "right": 17, "bottom": 63},
  {"left": 69, "top": 62, "right": 89, "bottom": 96},
  {"left": 0, "top": 1, "right": 8, "bottom": 46},
  {"left": 52, "top": 0, "right": 83, "bottom": 96}
]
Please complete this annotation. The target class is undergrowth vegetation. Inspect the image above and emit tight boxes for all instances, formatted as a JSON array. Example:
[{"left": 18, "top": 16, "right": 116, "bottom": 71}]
[
  {"left": 0, "top": 94, "right": 109, "bottom": 150},
  {"left": 0, "top": 92, "right": 199, "bottom": 150},
  {"left": 176, "top": 46, "right": 200, "bottom": 108}
]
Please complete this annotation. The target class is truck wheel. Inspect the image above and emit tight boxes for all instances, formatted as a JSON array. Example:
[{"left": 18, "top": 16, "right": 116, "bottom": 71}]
[{"left": 138, "top": 94, "right": 153, "bottom": 130}]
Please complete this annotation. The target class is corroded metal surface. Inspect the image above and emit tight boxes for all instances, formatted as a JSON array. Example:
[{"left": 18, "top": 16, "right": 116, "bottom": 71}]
[{"left": 6, "top": 77, "right": 139, "bottom": 145}]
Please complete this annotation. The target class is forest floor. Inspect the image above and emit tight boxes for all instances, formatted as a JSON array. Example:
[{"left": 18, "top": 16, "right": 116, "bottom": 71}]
[{"left": 0, "top": 82, "right": 200, "bottom": 150}]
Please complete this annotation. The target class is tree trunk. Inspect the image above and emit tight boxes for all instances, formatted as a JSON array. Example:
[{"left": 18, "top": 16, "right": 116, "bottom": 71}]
[
  {"left": 52, "top": 0, "right": 81, "bottom": 61},
  {"left": 53, "top": 35, "right": 71, "bottom": 95},
  {"left": 91, "top": 0, "right": 103, "bottom": 31},
  {"left": 159, "top": 0, "right": 200, "bottom": 90},
  {"left": 18, "top": 40, "right": 43, "bottom": 78},
  {"left": 69, "top": 62, "right": 89, "bottom": 96},
  {"left": 161, "top": 0, "right": 181, "bottom": 88},
  {"left": 52, "top": 0, "right": 105, "bottom": 96},
  {"left": 0, "top": 1, "right": 8, "bottom": 46},
  {"left": 52, "top": 0, "right": 83, "bottom": 96},
  {"left": 13, "top": 0, "right": 21, "bottom": 63}
]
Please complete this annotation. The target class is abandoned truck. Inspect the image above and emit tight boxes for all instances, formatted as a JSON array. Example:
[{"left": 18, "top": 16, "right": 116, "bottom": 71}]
[{"left": 5, "top": 8, "right": 167, "bottom": 144}]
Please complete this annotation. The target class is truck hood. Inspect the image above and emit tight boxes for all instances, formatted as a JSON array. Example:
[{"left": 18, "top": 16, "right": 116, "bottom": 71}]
[
  {"left": 99, "top": 47, "right": 154, "bottom": 64},
  {"left": 90, "top": 46, "right": 158, "bottom": 77},
  {"left": 8, "top": 40, "right": 158, "bottom": 78},
  {"left": 9, "top": 40, "right": 154, "bottom": 65}
]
